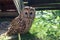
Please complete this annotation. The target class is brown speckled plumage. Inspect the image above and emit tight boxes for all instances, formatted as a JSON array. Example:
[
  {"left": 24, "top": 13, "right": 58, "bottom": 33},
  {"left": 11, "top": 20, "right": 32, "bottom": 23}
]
[{"left": 6, "top": 6, "right": 35, "bottom": 36}]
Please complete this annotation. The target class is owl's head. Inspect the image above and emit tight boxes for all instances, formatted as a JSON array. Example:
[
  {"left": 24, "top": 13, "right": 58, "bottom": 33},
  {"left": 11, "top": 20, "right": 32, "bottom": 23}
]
[{"left": 20, "top": 6, "right": 35, "bottom": 19}]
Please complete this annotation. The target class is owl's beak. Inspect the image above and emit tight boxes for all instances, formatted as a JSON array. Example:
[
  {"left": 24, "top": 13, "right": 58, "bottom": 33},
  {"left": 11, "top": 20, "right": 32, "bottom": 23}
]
[{"left": 28, "top": 16, "right": 30, "bottom": 18}]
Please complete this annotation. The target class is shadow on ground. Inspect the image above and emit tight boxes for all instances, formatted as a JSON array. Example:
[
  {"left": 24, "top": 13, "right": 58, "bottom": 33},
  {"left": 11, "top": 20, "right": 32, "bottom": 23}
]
[{"left": 10, "top": 32, "right": 41, "bottom": 40}]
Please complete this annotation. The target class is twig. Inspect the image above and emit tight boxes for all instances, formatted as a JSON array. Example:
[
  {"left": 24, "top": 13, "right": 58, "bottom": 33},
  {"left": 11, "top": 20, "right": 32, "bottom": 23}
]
[{"left": 18, "top": 33, "right": 21, "bottom": 40}]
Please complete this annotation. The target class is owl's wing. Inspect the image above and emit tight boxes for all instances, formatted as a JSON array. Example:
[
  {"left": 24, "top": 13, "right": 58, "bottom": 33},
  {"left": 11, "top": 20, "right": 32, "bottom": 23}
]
[{"left": 6, "top": 17, "right": 20, "bottom": 36}]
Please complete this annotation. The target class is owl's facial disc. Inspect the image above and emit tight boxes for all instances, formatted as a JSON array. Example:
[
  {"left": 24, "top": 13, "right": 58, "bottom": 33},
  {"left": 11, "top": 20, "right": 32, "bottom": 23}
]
[
  {"left": 22, "top": 6, "right": 35, "bottom": 19},
  {"left": 24, "top": 11, "right": 33, "bottom": 19}
]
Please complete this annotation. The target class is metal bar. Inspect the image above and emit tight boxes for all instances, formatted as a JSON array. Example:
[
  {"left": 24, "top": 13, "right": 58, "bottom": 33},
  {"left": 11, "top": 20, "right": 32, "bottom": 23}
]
[{"left": 13, "top": 0, "right": 24, "bottom": 14}]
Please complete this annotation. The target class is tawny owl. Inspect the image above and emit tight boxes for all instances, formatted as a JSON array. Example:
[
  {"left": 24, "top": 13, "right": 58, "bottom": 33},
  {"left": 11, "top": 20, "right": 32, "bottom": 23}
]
[{"left": 6, "top": 6, "right": 35, "bottom": 36}]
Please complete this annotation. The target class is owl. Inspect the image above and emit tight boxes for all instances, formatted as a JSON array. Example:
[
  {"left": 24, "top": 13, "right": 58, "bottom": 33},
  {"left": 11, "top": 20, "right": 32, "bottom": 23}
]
[{"left": 6, "top": 6, "right": 35, "bottom": 36}]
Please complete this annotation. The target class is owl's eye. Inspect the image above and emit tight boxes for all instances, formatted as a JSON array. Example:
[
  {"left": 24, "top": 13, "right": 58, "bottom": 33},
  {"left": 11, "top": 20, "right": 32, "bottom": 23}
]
[
  {"left": 25, "top": 12, "right": 28, "bottom": 15},
  {"left": 30, "top": 12, "right": 32, "bottom": 15}
]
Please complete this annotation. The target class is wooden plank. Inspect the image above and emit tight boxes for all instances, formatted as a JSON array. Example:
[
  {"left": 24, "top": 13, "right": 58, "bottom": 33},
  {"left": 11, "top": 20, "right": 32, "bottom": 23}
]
[
  {"left": 0, "top": 12, "right": 18, "bottom": 17},
  {"left": 0, "top": 0, "right": 60, "bottom": 10}
]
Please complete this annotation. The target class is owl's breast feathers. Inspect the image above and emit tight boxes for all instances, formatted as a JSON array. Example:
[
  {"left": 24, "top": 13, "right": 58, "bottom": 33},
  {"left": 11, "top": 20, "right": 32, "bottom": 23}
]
[{"left": 6, "top": 16, "right": 28, "bottom": 36}]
